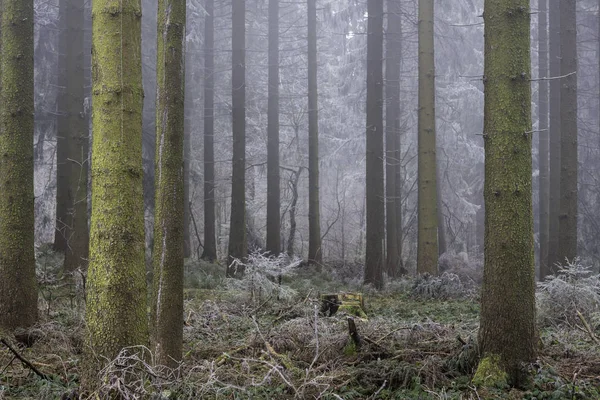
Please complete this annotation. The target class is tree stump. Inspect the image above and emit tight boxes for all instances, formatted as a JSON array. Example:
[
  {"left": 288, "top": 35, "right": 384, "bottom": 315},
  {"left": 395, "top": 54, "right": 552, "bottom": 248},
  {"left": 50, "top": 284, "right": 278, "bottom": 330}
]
[{"left": 319, "top": 293, "right": 366, "bottom": 318}]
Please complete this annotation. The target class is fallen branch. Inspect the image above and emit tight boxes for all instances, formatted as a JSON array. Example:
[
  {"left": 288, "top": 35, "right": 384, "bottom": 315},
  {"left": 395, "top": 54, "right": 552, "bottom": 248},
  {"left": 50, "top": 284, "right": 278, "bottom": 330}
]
[
  {"left": 0, "top": 338, "right": 50, "bottom": 380},
  {"left": 576, "top": 310, "right": 600, "bottom": 345}
]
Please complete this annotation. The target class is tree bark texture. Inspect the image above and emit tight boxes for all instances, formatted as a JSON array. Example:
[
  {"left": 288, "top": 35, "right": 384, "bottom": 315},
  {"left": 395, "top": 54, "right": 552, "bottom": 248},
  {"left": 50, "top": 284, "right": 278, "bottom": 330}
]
[
  {"left": 84, "top": 0, "right": 148, "bottom": 386},
  {"left": 558, "top": 0, "right": 577, "bottom": 263},
  {"left": 417, "top": 0, "right": 438, "bottom": 275},
  {"left": 547, "top": 0, "right": 560, "bottom": 274},
  {"left": 385, "top": 0, "right": 402, "bottom": 278},
  {"left": 151, "top": 0, "right": 186, "bottom": 367},
  {"left": 56, "top": 0, "right": 89, "bottom": 273},
  {"left": 538, "top": 0, "right": 549, "bottom": 279},
  {"left": 228, "top": 0, "right": 247, "bottom": 275},
  {"left": 477, "top": 0, "right": 537, "bottom": 385},
  {"left": 364, "top": 0, "right": 384, "bottom": 289},
  {"left": 202, "top": 0, "right": 217, "bottom": 261},
  {"left": 307, "top": 0, "right": 321, "bottom": 264},
  {"left": 0, "top": 0, "right": 38, "bottom": 331},
  {"left": 266, "top": 0, "right": 280, "bottom": 256}
]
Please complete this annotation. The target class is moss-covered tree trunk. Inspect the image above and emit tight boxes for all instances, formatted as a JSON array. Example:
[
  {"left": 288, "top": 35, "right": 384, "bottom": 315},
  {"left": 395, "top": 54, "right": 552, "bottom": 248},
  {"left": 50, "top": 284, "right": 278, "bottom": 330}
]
[
  {"left": 266, "top": 0, "right": 280, "bottom": 256},
  {"left": 364, "top": 0, "right": 384, "bottom": 289},
  {"left": 227, "top": 0, "right": 247, "bottom": 276},
  {"left": 83, "top": 0, "right": 148, "bottom": 386},
  {"left": 202, "top": 0, "right": 217, "bottom": 261},
  {"left": 151, "top": 0, "right": 185, "bottom": 367},
  {"left": 385, "top": 0, "right": 402, "bottom": 278},
  {"left": 56, "top": 0, "right": 89, "bottom": 273},
  {"left": 476, "top": 0, "right": 537, "bottom": 387},
  {"left": 416, "top": 0, "right": 438, "bottom": 275},
  {"left": 307, "top": 0, "right": 322, "bottom": 265},
  {"left": 558, "top": 0, "right": 577, "bottom": 262},
  {"left": 538, "top": 0, "right": 549, "bottom": 279},
  {"left": 547, "top": 0, "right": 560, "bottom": 274},
  {"left": 0, "top": 0, "right": 38, "bottom": 331}
]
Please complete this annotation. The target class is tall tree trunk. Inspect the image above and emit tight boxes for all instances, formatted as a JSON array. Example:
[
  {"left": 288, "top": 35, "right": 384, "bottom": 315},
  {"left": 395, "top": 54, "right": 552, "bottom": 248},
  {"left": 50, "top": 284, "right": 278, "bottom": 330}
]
[
  {"left": 558, "top": 0, "right": 577, "bottom": 262},
  {"left": 385, "top": 0, "right": 402, "bottom": 278},
  {"left": 266, "top": 0, "right": 280, "bottom": 256},
  {"left": 417, "top": 0, "right": 438, "bottom": 275},
  {"left": 202, "top": 0, "right": 217, "bottom": 261},
  {"left": 547, "top": 0, "right": 560, "bottom": 273},
  {"left": 364, "top": 0, "right": 384, "bottom": 289},
  {"left": 227, "top": 0, "right": 247, "bottom": 276},
  {"left": 476, "top": 0, "right": 537, "bottom": 386},
  {"left": 83, "top": 0, "right": 148, "bottom": 387},
  {"left": 538, "top": 0, "right": 549, "bottom": 279},
  {"left": 307, "top": 0, "right": 321, "bottom": 264},
  {"left": 57, "top": 0, "right": 89, "bottom": 273},
  {"left": 0, "top": 0, "right": 38, "bottom": 331},
  {"left": 151, "top": 0, "right": 185, "bottom": 367}
]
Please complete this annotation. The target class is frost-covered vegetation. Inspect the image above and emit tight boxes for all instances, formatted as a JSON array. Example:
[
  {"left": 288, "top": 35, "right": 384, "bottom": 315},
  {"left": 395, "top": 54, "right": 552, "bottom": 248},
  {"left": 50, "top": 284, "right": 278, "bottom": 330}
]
[{"left": 1, "top": 252, "right": 599, "bottom": 399}]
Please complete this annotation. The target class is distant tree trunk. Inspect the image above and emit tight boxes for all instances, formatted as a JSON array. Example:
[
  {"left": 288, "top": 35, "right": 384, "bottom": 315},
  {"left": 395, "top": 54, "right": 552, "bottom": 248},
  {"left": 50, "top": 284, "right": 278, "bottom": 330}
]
[
  {"left": 287, "top": 168, "right": 301, "bottom": 257},
  {"left": 0, "top": 0, "right": 38, "bottom": 331},
  {"left": 547, "top": 0, "right": 560, "bottom": 273},
  {"left": 83, "top": 0, "right": 148, "bottom": 387},
  {"left": 307, "top": 0, "right": 322, "bottom": 265},
  {"left": 476, "top": 0, "right": 537, "bottom": 386},
  {"left": 227, "top": 0, "right": 247, "bottom": 276},
  {"left": 364, "top": 0, "right": 384, "bottom": 289},
  {"left": 558, "top": 0, "right": 577, "bottom": 262},
  {"left": 538, "top": 0, "right": 549, "bottom": 279},
  {"left": 266, "top": 0, "right": 281, "bottom": 256},
  {"left": 417, "top": 0, "right": 438, "bottom": 275},
  {"left": 56, "top": 0, "right": 89, "bottom": 273},
  {"left": 385, "top": 0, "right": 402, "bottom": 278},
  {"left": 151, "top": 0, "right": 185, "bottom": 367},
  {"left": 202, "top": 0, "right": 217, "bottom": 261}
]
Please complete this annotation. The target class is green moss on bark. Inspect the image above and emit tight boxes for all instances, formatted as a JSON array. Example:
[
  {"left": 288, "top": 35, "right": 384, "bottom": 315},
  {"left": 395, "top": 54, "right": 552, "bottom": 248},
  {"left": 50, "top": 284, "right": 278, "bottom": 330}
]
[
  {"left": 473, "top": 355, "right": 508, "bottom": 388},
  {"left": 0, "top": 0, "right": 38, "bottom": 331},
  {"left": 83, "top": 0, "right": 147, "bottom": 390}
]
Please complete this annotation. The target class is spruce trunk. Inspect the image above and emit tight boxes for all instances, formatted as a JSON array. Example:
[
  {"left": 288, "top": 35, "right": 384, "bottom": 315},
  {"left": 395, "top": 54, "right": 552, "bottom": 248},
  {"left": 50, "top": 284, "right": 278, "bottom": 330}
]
[
  {"left": 538, "top": 0, "right": 549, "bottom": 279},
  {"left": 0, "top": 0, "right": 38, "bottom": 331},
  {"left": 476, "top": 0, "right": 537, "bottom": 386},
  {"left": 227, "top": 0, "right": 247, "bottom": 275},
  {"left": 417, "top": 0, "right": 438, "bottom": 275},
  {"left": 84, "top": 0, "right": 148, "bottom": 386},
  {"left": 266, "top": 0, "right": 280, "bottom": 256},
  {"left": 307, "top": 0, "right": 321, "bottom": 265},
  {"left": 364, "top": 0, "right": 384, "bottom": 289},
  {"left": 151, "top": 0, "right": 186, "bottom": 367},
  {"left": 558, "top": 0, "right": 577, "bottom": 262},
  {"left": 385, "top": 0, "right": 402, "bottom": 278}
]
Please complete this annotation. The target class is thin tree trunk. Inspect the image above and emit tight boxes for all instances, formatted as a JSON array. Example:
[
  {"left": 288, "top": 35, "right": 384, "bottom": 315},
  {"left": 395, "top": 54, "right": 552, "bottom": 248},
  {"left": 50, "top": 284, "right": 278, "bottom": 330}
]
[
  {"left": 151, "top": 0, "right": 186, "bottom": 367},
  {"left": 385, "top": 0, "right": 402, "bottom": 278},
  {"left": 57, "top": 0, "right": 89, "bottom": 273},
  {"left": 287, "top": 169, "right": 301, "bottom": 257},
  {"left": 227, "top": 0, "right": 247, "bottom": 276},
  {"left": 538, "top": 0, "right": 549, "bottom": 279},
  {"left": 547, "top": 0, "right": 560, "bottom": 273},
  {"left": 0, "top": 0, "right": 38, "bottom": 331},
  {"left": 266, "top": 0, "right": 280, "bottom": 256},
  {"left": 437, "top": 161, "right": 447, "bottom": 256},
  {"left": 476, "top": 0, "right": 537, "bottom": 386},
  {"left": 202, "top": 0, "right": 217, "bottom": 261},
  {"left": 83, "top": 0, "right": 147, "bottom": 388},
  {"left": 417, "top": 0, "right": 438, "bottom": 275},
  {"left": 364, "top": 0, "right": 384, "bottom": 289},
  {"left": 558, "top": 0, "right": 577, "bottom": 262},
  {"left": 307, "top": 0, "right": 322, "bottom": 264}
]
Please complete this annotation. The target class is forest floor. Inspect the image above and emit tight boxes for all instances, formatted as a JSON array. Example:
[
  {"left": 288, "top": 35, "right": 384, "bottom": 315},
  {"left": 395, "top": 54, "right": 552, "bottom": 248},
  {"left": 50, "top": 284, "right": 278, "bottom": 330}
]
[{"left": 1, "top": 250, "right": 600, "bottom": 399}]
